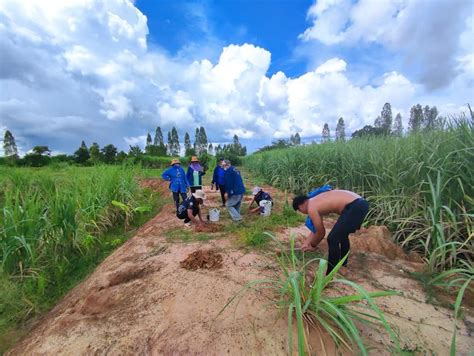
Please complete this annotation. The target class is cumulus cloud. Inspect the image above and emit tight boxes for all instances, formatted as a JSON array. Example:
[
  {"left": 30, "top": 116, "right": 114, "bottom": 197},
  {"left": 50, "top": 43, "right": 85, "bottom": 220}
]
[
  {"left": 300, "top": 0, "right": 472, "bottom": 90},
  {"left": 0, "top": 0, "right": 471, "bottom": 155}
]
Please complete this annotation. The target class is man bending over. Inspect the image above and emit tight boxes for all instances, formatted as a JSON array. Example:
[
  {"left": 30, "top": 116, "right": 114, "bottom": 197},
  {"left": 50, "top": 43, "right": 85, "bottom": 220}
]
[{"left": 292, "top": 189, "right": 369, "bottom": 274}]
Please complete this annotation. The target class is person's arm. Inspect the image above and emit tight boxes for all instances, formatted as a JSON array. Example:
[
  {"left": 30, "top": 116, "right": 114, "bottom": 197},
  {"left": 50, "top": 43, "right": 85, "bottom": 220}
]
[
  {"left": 187, "top": 208, "right": 201, "bottom": 224},
  {"left": 186, "top": 167, "right": 192, "bottom": 184},
  {"left": 197, "top": 207, "right": 205, "bottom": 222},
  {"left": 248, "top": 196, "right": 256, "bottom": 207},
  {"left": 161, "top": 168, "right": 171, "bottom": 181},
  {"left": 302, "top": 208, "right": 325, "bottom": 251}
]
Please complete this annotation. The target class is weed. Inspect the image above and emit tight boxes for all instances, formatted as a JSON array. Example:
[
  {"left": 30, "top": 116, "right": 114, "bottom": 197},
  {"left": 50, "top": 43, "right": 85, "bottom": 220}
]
[{"left": 219, "top": 234, "right": 400, "bottom": 355}]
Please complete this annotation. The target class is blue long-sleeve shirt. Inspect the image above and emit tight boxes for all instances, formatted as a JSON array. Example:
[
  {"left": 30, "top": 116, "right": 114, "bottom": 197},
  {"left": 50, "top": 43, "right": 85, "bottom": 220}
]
[
  {"left": 161, "top": 165, "right": 189, "bottom": 193},
  {"left": 224, "top": 166, "right": 245, "bottom": 197},
  {"left": 212, "top": 165, "right": 226, "bottom": 186}
]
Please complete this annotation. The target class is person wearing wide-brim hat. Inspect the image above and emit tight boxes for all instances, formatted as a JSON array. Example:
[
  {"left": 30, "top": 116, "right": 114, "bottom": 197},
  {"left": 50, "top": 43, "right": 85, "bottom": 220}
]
[
  {"left": 248, "top": 186, "right": 273, "bottom": 214},
  {"left": 176, "top": 189, "right": 207, "bottom": 226},
  {"left": 186, "top": 156, "right": 206, "bottom": 193},
  {"left": 161, "top": 158, "right": 190, "bottom": 211}
]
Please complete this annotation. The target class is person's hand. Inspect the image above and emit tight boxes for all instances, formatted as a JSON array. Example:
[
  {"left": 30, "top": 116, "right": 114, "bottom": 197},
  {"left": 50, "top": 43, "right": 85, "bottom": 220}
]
[{"left": 301, "top": 239, "right": 318, "bottom": 252}]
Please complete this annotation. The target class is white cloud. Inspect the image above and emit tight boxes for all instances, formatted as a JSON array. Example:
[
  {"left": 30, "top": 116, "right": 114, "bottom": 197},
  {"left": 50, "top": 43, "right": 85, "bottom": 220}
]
[
  {"left": 300, "top": 0, "right": 472, "bottom": 89},
  {"left": 0, "top": 0, "right": 471, "bottom": 155},
  {"left": 315, "top": 58, "right": 347, "bottom": 74}
]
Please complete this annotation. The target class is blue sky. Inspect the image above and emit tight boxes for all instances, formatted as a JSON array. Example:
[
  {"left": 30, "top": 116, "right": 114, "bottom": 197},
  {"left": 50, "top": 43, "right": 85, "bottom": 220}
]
[{"left": 0, "top": 0, "right": 472, "bottom": 155}]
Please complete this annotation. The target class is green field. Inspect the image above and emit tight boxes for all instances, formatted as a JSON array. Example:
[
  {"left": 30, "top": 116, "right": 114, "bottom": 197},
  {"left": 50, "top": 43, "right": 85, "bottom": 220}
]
[
  {"left": 0, "top": 165, "right": 162, "bottom": 351},
  {"left": 244, "top": 118, "right": 474, "bottom": 273}
]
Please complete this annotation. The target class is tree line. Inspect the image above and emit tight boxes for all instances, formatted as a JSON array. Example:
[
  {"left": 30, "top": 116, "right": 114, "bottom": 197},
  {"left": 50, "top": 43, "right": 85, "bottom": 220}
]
[{"left": 1, "top": 125, "right": 248, "bottom": 167}]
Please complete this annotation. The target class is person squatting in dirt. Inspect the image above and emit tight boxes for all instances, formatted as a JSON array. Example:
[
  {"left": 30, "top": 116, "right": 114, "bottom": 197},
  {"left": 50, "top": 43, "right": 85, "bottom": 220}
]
[
  {"left": 161, "top": 158, "right": 190, "bottom": 211},
  {"left": 248, "top": 186, "right": 273, "bottom": 214},
  {"left": 211, "top": 158, "right": 226, "bottom": 206},
  {"left": 186, "top": 156, "right": 206, "bottom": 193},
  {"left": 292, "top": 187, "right": 369, "bottom": 274},
  {"left": 222, "top": 159, "right": 246, "bottom": 222},
  {"left": 177, "top": 189, "right": 207, "bottom": 226}
]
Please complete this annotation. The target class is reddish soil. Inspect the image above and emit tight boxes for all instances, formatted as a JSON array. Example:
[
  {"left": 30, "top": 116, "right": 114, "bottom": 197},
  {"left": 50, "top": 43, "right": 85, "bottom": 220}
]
[
  {"left": 6, "top": 178, "right": 474, "bottom": 355},
  {"left": 180, "top": 249, "right": 224, "bottom": 270}
]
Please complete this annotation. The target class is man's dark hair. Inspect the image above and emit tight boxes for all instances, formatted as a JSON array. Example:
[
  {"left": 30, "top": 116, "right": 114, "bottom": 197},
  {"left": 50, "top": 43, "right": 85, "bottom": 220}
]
[{"left": 292, "top": 195, "right": 308, "bottom": 211}]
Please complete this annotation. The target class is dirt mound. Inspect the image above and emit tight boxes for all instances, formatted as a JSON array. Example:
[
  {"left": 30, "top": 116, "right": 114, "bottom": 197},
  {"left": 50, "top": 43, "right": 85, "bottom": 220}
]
[
  {"left": 138, "top": 178, "right": 168, "bottom": 194},
  {"left": 180, "top": 249, "right": 223, "bottom": 270},
  {"left": 194, "top": 223, "right": 223, "bottom": 233}
]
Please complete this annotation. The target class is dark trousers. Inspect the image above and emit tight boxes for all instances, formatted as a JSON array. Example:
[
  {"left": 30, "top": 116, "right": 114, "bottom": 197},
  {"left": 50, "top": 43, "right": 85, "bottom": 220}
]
[
  {"left": 172, "top": 192, "right": 187, "bottom": 211},
  {"left": 326, "top": 198, "right": 369, "bottom": 274},
  {"left": 218, "top": 184, "right": 226, "bottom": 205},
  {"left": 177, "top": 209, "right": 197, "bottom": 223},
  {"left": 190, "top": 186, "right": 202, "bottom": 193}
]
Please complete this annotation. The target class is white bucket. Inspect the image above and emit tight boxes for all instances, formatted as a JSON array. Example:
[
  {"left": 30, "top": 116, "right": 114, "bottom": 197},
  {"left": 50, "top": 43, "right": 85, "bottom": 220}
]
[
  {"left": 209, "top": 208, "right": 220, "bottom": 222},
  {"left": 259, "top": 200, "right": 272, "bottom": 217}
]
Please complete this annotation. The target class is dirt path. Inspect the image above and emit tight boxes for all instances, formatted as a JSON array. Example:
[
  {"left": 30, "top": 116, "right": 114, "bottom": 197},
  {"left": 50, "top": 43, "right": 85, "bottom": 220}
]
[{"left": 7, "top": 179, "right": 474, "bottom": 355}]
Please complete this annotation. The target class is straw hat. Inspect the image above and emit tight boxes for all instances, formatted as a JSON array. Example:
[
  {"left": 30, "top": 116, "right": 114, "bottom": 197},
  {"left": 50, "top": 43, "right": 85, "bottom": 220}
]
[
  {"left": 190, "top": 156, "right": 200, "bottom": 162},
  {"left": 192, "top": 190, "right": 206, "bottom": 201},
  {"left": 170, "top": 158, "right": 180, "bottom": 165}
]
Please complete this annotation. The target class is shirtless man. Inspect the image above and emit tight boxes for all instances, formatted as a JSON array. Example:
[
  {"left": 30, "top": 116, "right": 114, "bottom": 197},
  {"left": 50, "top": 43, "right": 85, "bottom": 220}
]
[{"left": 292, "top": 190, "right": 369, "bottom": 274}]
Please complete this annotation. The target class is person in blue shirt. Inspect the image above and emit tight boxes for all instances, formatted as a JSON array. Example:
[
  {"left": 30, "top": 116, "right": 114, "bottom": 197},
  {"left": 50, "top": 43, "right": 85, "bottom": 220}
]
[
  {"left": 211, "top": 158, "right": 226, "bottom": 206},
  {"left": 222, "top": 159, "right": 246, "bottom": 221},
  {"left": 161, "top": 158, "right": 189, "bottom": 211},
  {"left": 248, "top": 186, "right": 273, "bottom": 214},
  {"left": 186, "top": 156, "right": 206, "bottom": 193}
]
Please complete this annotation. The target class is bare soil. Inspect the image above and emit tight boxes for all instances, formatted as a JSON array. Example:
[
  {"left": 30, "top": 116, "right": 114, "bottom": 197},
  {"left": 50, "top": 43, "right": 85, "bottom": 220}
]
[
  {"left": 180, "top": 249, "right": 224, "bottom": 270},
  {"left": 7, "top": 179, "right": 474, "bottom": 355}
]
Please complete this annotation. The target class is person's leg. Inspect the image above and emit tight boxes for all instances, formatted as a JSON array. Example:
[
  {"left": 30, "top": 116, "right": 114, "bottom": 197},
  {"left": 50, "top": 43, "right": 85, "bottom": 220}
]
[
  {"left": 235, "top": 195, "right": 242, "bottom": 214},
  {"left": 326, "top": 216, "right": 352, "bottom": 274},
  {"left": 180, "top": 192, "right": 187, "bottom": 205},
  {"left": 226, "top": 194, "right": 243, "bottom": 221},
  {"left": 172, "top": 192, "right": 180, "bottom": 210},
  {"left": 219, "top": 185, "right": 226, "bottom": 205},
  {"left": 339, "top": 199, "right": 369, "bottom": 265}
]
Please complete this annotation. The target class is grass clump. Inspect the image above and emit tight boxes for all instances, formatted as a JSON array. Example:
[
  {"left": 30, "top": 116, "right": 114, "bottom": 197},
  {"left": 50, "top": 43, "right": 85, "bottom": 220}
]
[
  {"left": 0, "top": 165, "right": 162, "bottom": 353},
  {"left": 220, "top": 234, "right": 400, "bottom": 355}
]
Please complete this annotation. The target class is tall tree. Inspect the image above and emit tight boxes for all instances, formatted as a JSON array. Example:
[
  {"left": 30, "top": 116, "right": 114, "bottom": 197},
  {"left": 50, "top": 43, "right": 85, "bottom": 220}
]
[
  {"left": 208, "top": 143, "right": 213, "bottom": 155},
  {"left": 380, "top": 103, "right": 393, "bottom": 135},
  {"left": 392, "top": 113, "right": 403, "bottom": 137},
  {"left": 32, "top": 146, "right": 51, "bottom": 156},
  {"left": 422, "top": 105, "right": 440, "bottom": 131},
  {"left": 184, "top": 132, "right": 192, "bottom": 155},
  {"left": 128, "top": 145, "right": 142, "bottom": 158},
  {"left": 3, "top": 130, "right": 18, "bottom": 160},
  {"left": 167, "top": 131, "right": 172, "bottom": 155},
  {"left": 154, "top": 126, "right": 164, "bottom": 146},
  {"left": 146, "top": 133, "right": 152, "bottom": 147},
  {"left": 322, "top": 123, "right": 330, "bottom": 142},
  {"left": 101, "top": 144, "right": 117, "bottom": 164},
  {"left": 89, "top": 142, "right": 102, "bottom": 163},
  {"left": 194, "top": 128, "right": 200, "bottom": 152},
  {"left": 335, "top": 117, "right": 346, "bottom": 141},
  {"left": 74, "top": 141, "right": 90, "bottom": 164},
  {"left": 170, "top": 127, "right": 180, "bottom": 156},
  {"left": 199, "top": 126, "right": 208, "bottom": 154},
  {"left": 409, "top": 104, "right": 423, "bottom": 132},
  {"left": 294, "top": 132, "right": 301, "bottom": 145}
]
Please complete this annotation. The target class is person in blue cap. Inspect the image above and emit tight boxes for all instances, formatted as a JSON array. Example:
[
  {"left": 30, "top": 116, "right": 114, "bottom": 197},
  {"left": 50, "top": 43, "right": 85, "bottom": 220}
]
[
  {"left": 292, "top": 188, "right": 369, "bottom": 274},
  {"left": 161, "top": 158, "right": 189, "bottom": 211}
]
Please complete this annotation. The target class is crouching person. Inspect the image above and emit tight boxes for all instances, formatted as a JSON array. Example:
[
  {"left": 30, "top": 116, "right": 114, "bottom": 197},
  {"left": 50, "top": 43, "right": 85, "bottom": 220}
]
[
  {"left": 177, "top": 190, "right": 206, "bottom": 226},
  {"left": 248, "top": 186, "right": 273, "bottom": 214}
]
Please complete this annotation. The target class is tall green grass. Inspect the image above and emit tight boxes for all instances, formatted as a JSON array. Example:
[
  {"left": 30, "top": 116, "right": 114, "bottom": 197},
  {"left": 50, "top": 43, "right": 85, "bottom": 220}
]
[
  {"left": 0, "top": 165, "right": 161, "bottom": 351},
  {"left": 244, "top": 118, "right": 473, "bottom": 272}
]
